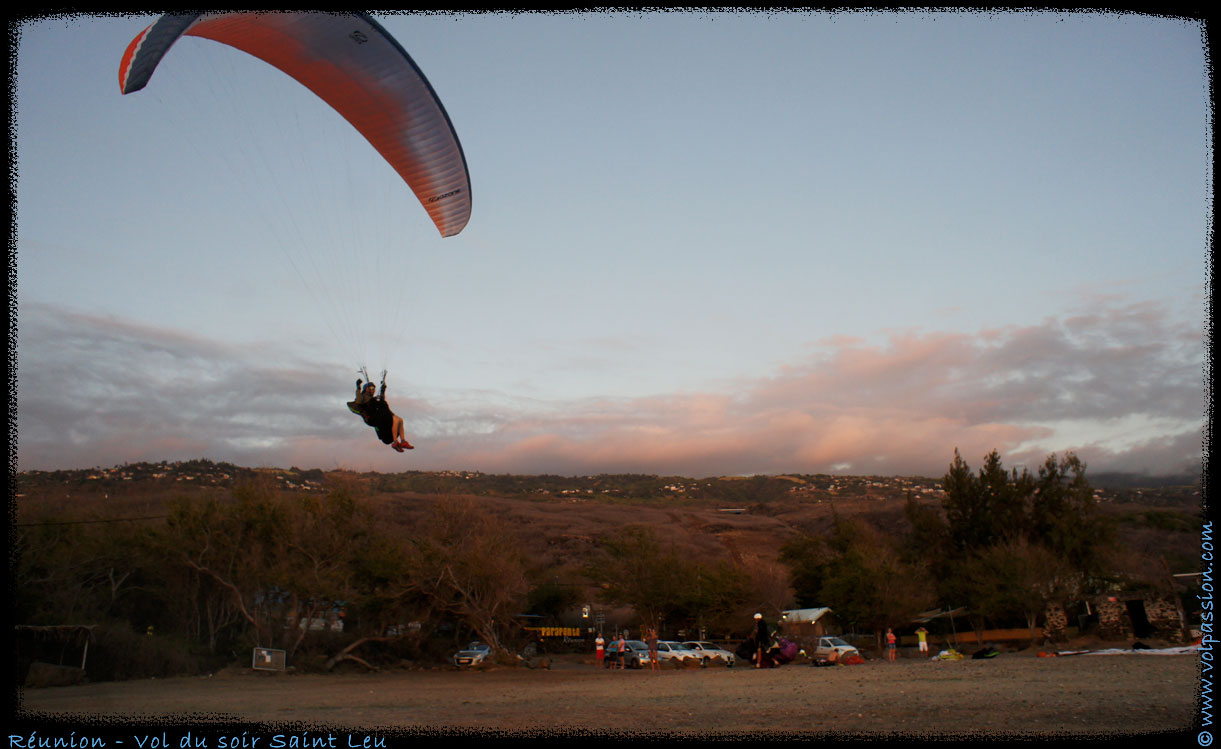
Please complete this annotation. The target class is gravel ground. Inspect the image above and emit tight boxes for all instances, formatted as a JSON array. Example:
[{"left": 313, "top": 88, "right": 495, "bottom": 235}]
[{"left": 16, "top": 650, "right": 1201, "bottom": 740}]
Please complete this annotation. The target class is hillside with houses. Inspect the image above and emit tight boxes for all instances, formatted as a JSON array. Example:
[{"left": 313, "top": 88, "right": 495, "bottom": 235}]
[
  {"left": 13, "top": 455, "right": 1205, "bottom": 684},
  {"left": 15, "top": 458, "right": 1198, "bottom": 508}
]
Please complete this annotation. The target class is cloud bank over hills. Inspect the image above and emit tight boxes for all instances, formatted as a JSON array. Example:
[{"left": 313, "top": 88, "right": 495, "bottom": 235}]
[{"left": 16, "top": 299, "right": 1204, "bottom": 478}]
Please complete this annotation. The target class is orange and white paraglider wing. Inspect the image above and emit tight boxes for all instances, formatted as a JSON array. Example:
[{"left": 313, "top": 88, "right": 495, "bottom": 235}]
[{"left": 119, "top": 12, "right": 471, "bottom": 238}]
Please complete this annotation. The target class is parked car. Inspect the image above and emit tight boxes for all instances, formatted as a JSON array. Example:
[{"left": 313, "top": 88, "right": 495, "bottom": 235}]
[
  {"left": 604, "top": 639, "right": 652, "bottom": 669},
  {"left": 451, "top": 641, "right": 492, "bottom": 667},
  {"left": 811, "top": 636, "right": 860, "bottom": 661},
  {"left": 681, "top": 640, "right": 737, "bottom": 667},
  {"left": 655, "top": 641, "right": 700, "bottom": 665}
]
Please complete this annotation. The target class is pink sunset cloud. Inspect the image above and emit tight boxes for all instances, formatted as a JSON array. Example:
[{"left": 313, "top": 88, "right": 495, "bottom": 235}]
[{"left": 16, "top": 299, "right": 1205, "bottom": 478}]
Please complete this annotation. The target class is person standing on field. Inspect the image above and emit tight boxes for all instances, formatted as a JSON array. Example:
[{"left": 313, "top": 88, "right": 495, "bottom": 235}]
[{"left": 753, "top": 613, "right": 770, "bottom": 668}]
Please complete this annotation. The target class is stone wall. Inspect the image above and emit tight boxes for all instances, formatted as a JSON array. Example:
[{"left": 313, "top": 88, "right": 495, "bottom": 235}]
[
  {"left": 1044, "top": 595, "right": 1187, "bottom": 643},
  {"left": 1096, "top": 598, "right": 1129, "bottom": 639},
  {"left": 1043, "top": 602, "right": 1069, "bottom": 642},
  {"left": 1145, "top": 597, "right": 1187, "bottom": 642}
]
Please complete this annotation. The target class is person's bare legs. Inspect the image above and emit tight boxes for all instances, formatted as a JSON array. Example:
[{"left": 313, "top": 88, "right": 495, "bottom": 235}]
[{"left": 392, "top": 415, "right": 413, "bottom": 449}]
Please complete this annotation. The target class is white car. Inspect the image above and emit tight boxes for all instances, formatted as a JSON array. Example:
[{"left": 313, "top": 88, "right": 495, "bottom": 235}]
[
  {"left": 451, "top": 641, "right": 492, "bottom": 667},
  {"left": 681, "top": 640, "right": 737, "bottom": 667},
  {"left": 811, "top": 636, "right": 859, "bottom": 661},
  {"left": 655, "top": 641, "right": 701, "bottom": 665}
]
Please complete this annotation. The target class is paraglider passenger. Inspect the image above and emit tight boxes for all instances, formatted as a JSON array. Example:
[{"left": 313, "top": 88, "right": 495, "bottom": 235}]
[{"left": 348, "top": 378, "right": 413, "bottom": 452}]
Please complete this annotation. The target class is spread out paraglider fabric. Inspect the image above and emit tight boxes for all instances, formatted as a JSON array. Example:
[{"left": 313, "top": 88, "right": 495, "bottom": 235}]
[{"left": 119, "top": 11, "right": 471, "bottom": 238}]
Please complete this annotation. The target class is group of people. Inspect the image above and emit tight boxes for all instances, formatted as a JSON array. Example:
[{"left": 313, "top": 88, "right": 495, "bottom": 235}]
[
  {"left": 595, "top": 633, "right": 627, "bottom": 670},
  {"left": 746, "top": 612, "right": 800, "bottom": 667},
  {"left": 886, "top": 626, "right": 930, "bottom": 661},
  {"left": 593, "top": 627, "right": 661, "bottom": 670}
]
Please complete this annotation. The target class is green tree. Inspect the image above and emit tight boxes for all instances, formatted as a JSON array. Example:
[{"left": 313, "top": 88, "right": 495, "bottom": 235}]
[
  {"left": 941, "top": 450, "right": 1109, "bottom": 578},
  {"left": 956, "top": 538, "right": 1077, "bottom": 635},
  {"left": 589, "top": 526, "right": 753, "bottom": 635},
  {"left": 1029, "top": 453, "right": 1111, "bottom": 578},
  {"left": 781, "top": 516, "right": 935, "bottom": 642},
  {"left": 941, "top": 449, "right": 1029, "bottom": 552},
  {"left": 404, "top": 498, "right": 530, "bottom": 657},
  {"left": 688, "top": 559, "right": 756, "bottom": 636},
  {"left": 939, "top": 449, "right": 1112, "bottom": 630},
  {"left": 526, "top": 578, "right": 583, "bottom": 621},
  {"left": 14, "top": 513, "right": 159, "bottom": 628},
  {"left": 592, "top": 526, "right": 692, "bottom": 629},
  {"left": 322, "top": 531, "right": 430, "bottom": 672},
  {"left": 901, "top": 492, "right": 952, "bottom": 576},
  {"left": 153, "top": 481, "right": 382, "bottom": 658},
  {"left": 779, "top": 531, "right": 832, "bottom": 610}
]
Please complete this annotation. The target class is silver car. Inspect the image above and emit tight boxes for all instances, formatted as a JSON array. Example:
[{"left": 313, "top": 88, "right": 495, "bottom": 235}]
[
  {"left": 604, "top": 639, "right": 652, "bottom": 669},
  {"left": 655, "top": 640, "right": 700, "bottom": 665},
  {"left": 681, "top": 640, "right": 737, "bottom": 667},
  {"left": 451, "top": 641, "right": 492, "bottom": 667}
]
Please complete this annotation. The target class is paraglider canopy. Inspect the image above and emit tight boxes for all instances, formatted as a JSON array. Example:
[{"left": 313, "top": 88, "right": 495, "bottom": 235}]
[{"left": 119, "top": 11, "right": 471, "bottom": 238}]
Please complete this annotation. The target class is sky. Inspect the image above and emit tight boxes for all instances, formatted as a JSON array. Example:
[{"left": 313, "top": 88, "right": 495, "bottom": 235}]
[{"left": 12, "top": 10, "right": 1211, "bottom": 479}]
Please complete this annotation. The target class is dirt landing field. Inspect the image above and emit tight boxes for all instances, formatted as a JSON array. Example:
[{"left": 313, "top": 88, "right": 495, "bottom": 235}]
[{"left": 17, "top": 653, "right": 1200, "bottom": 739}]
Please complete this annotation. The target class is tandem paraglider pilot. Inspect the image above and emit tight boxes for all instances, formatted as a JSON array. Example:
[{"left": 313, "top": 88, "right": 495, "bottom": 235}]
[{"left": 348, "top": 376, "right": 413, "bottom": 452}]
